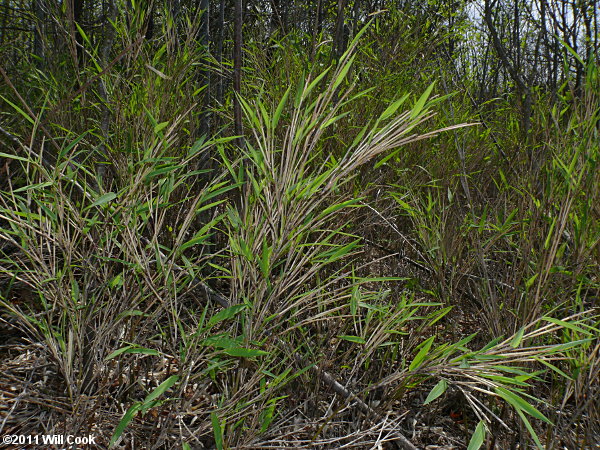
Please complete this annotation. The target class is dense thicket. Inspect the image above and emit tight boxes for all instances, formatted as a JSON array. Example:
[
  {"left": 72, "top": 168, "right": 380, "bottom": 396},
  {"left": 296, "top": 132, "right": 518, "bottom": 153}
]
[{"left": 0, "top": 1, "right": 598, "bottom": 448}]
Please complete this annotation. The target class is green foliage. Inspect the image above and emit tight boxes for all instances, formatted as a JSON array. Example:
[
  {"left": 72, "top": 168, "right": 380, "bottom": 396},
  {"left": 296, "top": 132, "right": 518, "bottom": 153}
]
[
  {"left": 0, "top": 2, "right": 598, "bottom": 449},
  {"left": 110, "top": 375, "right": 180, "bottom": 448}
]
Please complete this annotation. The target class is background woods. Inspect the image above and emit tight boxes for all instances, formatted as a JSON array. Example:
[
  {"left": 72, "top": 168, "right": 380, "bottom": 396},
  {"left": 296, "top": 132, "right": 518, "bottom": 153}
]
[{"left": 0, "top": 1, "right": 599, "bottom": 449}]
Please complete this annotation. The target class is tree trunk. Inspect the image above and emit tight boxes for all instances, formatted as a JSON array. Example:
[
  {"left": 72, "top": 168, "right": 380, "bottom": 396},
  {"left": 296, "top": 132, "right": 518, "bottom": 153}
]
[
  {"left": 233, "top": 0, "right": 244, "bottom": 148},
  {"left": 32, "top": 0, "right": 45, "bottom": 69},
  {"left": 73, "top": 0, "right": 85, "bottom": 69},
  {"left": 215, "top": 0, "right": 226, "bottom": 107},
  {"left": 199, "top": 0, "right": 210, "bottom": 139},
  {"left": 310, "top": 0, "right": 323, "bottom": 61},
  {"left": 145, "top": 0, "right": 155, "bottom": 40},
  {"left": 333, "top": 0, "right": 347, "bottom": 61},
  {"left": 97, "top": 0, "right": 117, "bottom": 187}
]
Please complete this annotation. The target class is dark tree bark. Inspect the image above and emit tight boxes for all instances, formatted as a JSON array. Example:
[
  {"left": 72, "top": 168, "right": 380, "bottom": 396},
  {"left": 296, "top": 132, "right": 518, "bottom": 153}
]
[
  {"left": 333, "top": 0, "right": 348, "bottom": 61},
  {"left": 145, "top": 1, "right": 155, "bottom": 40},
  {"left": 73, "top": 0, "right": 85, "bottom": 68},
  {"left": 233, "top": 0, "right": 244, "bottom": 147},
  {"left": 270, "top": 0, "right": 283, "bottom": 35},
  {"left": 170, "top": 0, "right": 180, "bottom": 20},
  {"left": 0, "top": 0, "right": 8, "bottom": 45},
  {"left": 32, "top": 0, "right": 45, "bottom": 69},
  {"left": 97, "top": 0, "right": 117, "bottom": 187},
  {"left": 332, "top": 0, "right": 348, "bottom": 103},
  {"left": 351, "top": 0, "right": 360, "bottom": 38},
  {"left": 199, "top": 0, "right": 210, "bottom": 138},
  {"left": 310, "top": 0, "right": 323, "bottom": 60},
  {"left": 215, "top": 0, "right": 226, "bottom": 106}
]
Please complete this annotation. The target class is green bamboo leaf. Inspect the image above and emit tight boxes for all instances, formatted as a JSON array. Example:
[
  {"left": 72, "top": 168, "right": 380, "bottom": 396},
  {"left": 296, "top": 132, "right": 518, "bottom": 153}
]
[
  {"left": 556, "top": 36, "right": 585, "bottom": 66},
  {"left": 542, "top": 317, "right": 593, "bottom": 336},
  {"left": 532, "top": 358, "right": 572, "bottom": 380},
  {"left": 321, "top": 198, "right": 362, "bottom": 216},
  {"left": 320, "top": 111, "right": 351, "bottom": 130},
  {"left": 239, "top": 96, "right": 262, "bottom": 130},
  {"left": 514, "top": 406, "right": 544, "bottom": 449},
  {"left": 180, "top": 233, "right": 211, "bottom": 251},
  {"left": 380, "top": 93, "right": 410, "bottom": 121},
  {"left": 316, "top": 239, "right": 360, "bottom": 264},
  {"left": 144, "top": 106, "right": 158, "bottom": 128},
  {"left": 510, "top": 326, "right": 526, "bottom": 348},
  {"left": 340, "top": 19, "right": 373, "bottom": 61},
  {"left": 479, "top": 335, "right": 505, "bottom": 352},
  {"left": 109, "top": 402, "right": 142, "bottom": 447},
  {"left": 493, "top": 366, "right": 532, "bottom": 377},
  {"left": 144, "top": 375, "right": 179, "bottom": 404},
  {"left": 115, "top": 310, "right": 150, "bottom": 321},
  {"left": 180, "top": 215, "right": 222, "bottom": 252},
  {"left": 409, "top": 336, "right": 435, "bottom": 371},
  {"left": 0, "top": 152, "right": 30, "bottom": 163},
  {"left": 86, "top": 192, "right": 117, "bottom": 210},
  {"left": 332, "top": 54, "right": 356, "bottom": 92},
  {"left": 294, "top": 71, "right": 306, "bottom": 107},
  {"left": 350, "top": 122, "right": 370, "bottom": 148},
  {"left": 75, "top": 22, "right": 90, "bottom": 45},
  {"left": 258, "top": 99, "right": 270, "bottom": 130},
  {"left": 338, "top": 335, "right": 366, "bottom": 344},
  {"left": 544, "top": 339, "right": 593, "bottom": 352},
  {"left": 204, "top": 336, "right": 241, "bottom": 349},
  {"left": 206, "top": 304, "right": 247, "bottom": 330},
  {"left": 410, "top": 82, "right": 435, "bottom": 119},
  {"left": 445, "top": 332, "right": 478, "bottom": 355},
  {"left": 495, "top": 387, "right": 552, "bottom": 424},
  {"left": 393, "top": 196, "right": 414, "bottom": 212},
  {"left": 154, "top": 122, "right": 169, "bottom": 134},
  {"left": 271, "top": 85, "right": 291, "bottom": 130},
  {"left": 260, "top": 401, "right": 277, "bottom": 433},
  {"left": 58, "top": 131, "right": 88, "bottom": 160},
  {"left": 144, "top": 165, "right": 179, "bottom": 181},
  {"left": 484, "top": 375, "right": 529, "bottom": 387},
  {"left": 304, "top": 67, "right": 331, "bottom": 100},
  {"left": 211, "top": 412, "right": 223, "bottom": 450},
  {"left": 350, "top": 284, "right": 359, "bottom": 316},
  {"left": 424, "top": 380, "right": 447, "bottom": 405},
  {"left": 544, "top": 217, "right": 556, "bottom": 249},
  {"left": 223, "top": 347, "right": 269, "bottom": 357},
  {"left": 105, "top": 345, "right": 159, "bottom": 361},
  {"left": 467, "top": 421, "right": 486, "bottom": 450},
  {"left": 12, "top": 181, "right": 54, "bottom": 193},
  {"left": 374, "top": 148, "right": 402, "bottom": 168},
  {"left": 259, "top": 238, "right": 271, "bottom": 279},
  {"left": 0, "top": 95, "right": 34, "bottom": 124},
  {"left": 426, "top": 306, "right": 453, "bottom": 327}
]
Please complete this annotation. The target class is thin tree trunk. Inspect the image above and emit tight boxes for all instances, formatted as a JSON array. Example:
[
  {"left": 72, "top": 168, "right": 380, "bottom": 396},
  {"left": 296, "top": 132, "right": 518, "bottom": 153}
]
[
  {"left": 73, "top": 0, "right": 85, "bottom": 69},
  {"left": 332, "top": 0, "right": 347, "bottom": 103},
  {"left": 199, "top": 0, "right": 210, "bottom": 138},
  {"left": 233, "top": 0, "right": 244, "bottom": 148},
  {"left": 310, "top": 0, "right": 323, "bottom": 61},
  {"left": 96, "top": 0, "right": 117, "bottom": 188},
  {"left": 270, "top": 0, "right": 282, "bottom": 35},
  {"left": 215, "top": 0, "right": 225, "bottom": 106},
  {"left": 32, "top": 0, "right": 45, "bottom": 69},
  {"left": 333, "top": 0, "right": 347, "bottom": 61},
  {"left": 145, "top": 0, "right": 155, "bottom": 40},
  {"left": 1, "top": 0, "right": 12, "bottom": 45},
  {"left": 351, "top": 0, "right": 360, "bottom": 38}
]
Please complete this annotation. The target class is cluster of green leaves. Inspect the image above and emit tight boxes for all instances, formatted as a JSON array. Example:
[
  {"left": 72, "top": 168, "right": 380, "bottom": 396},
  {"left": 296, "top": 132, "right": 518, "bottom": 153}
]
[{"left": 1, "top": 4, "right": 599, "bottom": 449}]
